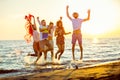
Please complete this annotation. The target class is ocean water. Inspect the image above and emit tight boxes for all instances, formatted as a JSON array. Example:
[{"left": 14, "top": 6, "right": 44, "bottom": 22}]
[{"left": 0, "top": 38, "right": 120, "bottom": 75}]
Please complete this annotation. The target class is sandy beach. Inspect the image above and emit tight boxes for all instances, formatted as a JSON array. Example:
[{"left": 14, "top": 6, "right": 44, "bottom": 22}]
[{"left": 0, "top": 60, "right": 120, "bottom": 80}]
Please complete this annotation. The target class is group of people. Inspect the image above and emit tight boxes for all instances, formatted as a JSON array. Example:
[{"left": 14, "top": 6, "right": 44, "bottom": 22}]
[{"left": 24, "top": 6, "right": 90, "bottom": 64}]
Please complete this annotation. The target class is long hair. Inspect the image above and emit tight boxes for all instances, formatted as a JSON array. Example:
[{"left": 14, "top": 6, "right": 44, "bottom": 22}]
[
  {"left": 56, "top": 20, "right": 63, "bottom": 29},
  {"left": 55, "top": 20, "right": 65, "bottom": 36}
]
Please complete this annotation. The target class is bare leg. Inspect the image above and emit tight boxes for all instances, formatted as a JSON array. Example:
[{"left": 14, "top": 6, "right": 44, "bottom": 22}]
[
  {"left": 34, "top": 52, "right": 42, "bottom": 64},
  {"left": 79, "top": 44, "right": 83, "bottom": 60},
  {"left": 29, "top": 41, "right": 38, "bottom": 56},
  {"left": 58, "top": 44, "right": 64, "bottom": 60},
  {"left": 51, "top": 50, "right": 54, "bottom": 61},
  {"left": 44, "top": 51, "right": 47, "bottom": 61},
  {"left": 28, "top": 54, "right": 37, "bottom": 56},
  {"left": 28, "top": 50, "right": 37, "bottom": 56},
  {"left": 55, "top": 50, "right": 60, "bottom": 59},
  {"left": 58, "top": 50, "right": 64, "bottom": 60},
  {"left": 55, "top": 44, "right": 61, "bottom": 59},
  {"left": 33, "top": 47, "right": 38, "bottom": 56},
  {"left": 72, "top": 44, "right": 75, "bottom": 60}
]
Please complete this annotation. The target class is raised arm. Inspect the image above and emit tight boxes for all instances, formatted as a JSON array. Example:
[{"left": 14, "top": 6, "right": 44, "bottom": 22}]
[
  {"left": 33, "top": 16, "right": 37, "bottom": 28},
  {"left": 37, "top": 17, "right": 42, "bottom": 32},
  {"left": 66, "top": 5, "right": 72, "bottom": 20},
  {"left": 37, "top": 17, "right": 41, "bottom": 25},
  {"left": 83, "top": 9, "right": 91, "bottom": 22}
]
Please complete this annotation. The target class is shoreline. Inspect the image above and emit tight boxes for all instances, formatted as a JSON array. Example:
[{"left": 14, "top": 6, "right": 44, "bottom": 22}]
[{"left": 0, "top": 60, "right": 120, "bottom": 80}]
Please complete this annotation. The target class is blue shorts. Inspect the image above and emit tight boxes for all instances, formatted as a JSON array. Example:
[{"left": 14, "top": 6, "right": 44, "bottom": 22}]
[{"left": 72, "top": 33, "right": 82, "bottom": 45}]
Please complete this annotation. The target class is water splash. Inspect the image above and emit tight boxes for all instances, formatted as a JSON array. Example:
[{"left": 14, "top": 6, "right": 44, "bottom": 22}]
[{"left": 15, "top": 49, "right": 22, "bottom": 56}]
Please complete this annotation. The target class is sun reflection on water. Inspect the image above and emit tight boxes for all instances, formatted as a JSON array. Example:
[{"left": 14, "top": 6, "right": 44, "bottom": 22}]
[{"left": 92, "top": 38, "right": 99, "bottom": 43}]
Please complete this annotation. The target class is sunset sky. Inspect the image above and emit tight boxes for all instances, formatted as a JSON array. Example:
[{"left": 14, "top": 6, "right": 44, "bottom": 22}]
[{"left": 0, "top": 0, "right": 120, "bottom": 40}]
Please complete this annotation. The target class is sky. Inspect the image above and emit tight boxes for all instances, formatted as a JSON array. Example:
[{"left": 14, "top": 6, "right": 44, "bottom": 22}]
[{"left": 0, "top": 0, "right": 120, "bottom": 40}]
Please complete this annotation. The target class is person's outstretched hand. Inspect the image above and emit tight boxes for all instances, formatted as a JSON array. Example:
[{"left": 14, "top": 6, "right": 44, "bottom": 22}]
[
  {"left": 66, "top": 5, "right": 69, "bottom": 9},
  {"left": 37, "top": 17, "right": 39, "bottom": 20},
  {"left": 32, "top": 15, "right": 34, "bottom": 18},
  {"left": 88, "top": 9, "right": 90, "bottom": 13},
  {"left": 60, "top": 16, "right": 62, "bottom": 20}
]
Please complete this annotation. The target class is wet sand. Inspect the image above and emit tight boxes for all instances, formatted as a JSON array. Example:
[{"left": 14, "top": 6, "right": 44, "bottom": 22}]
[
  {"left": 0, "top": 70, "right": 19, "bottom": 74},
  {"left": 0, "top": 60, "right": 120, "bottom": 80}
]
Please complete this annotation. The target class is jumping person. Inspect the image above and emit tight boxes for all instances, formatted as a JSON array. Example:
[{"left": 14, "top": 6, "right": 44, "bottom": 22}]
[
  {"left": 66, "top": 5, "right": 90, "bottom": 61},
  {"left": 55, "top": 20, "right": 71, "bottom": 61},
  {"left": 48, "top": 22, "right": 55, "bottom": 61},
  {"left": 37, "top": 17, "right": 53, "bottom": 61},
  {"left": 26, "top": 16, "right": 42, "bottom": 64}
]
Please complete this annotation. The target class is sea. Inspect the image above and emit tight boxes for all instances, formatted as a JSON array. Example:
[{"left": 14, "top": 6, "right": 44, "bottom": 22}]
[{"left": 0, "top": 38, "right": 120, "bottom": 77}]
